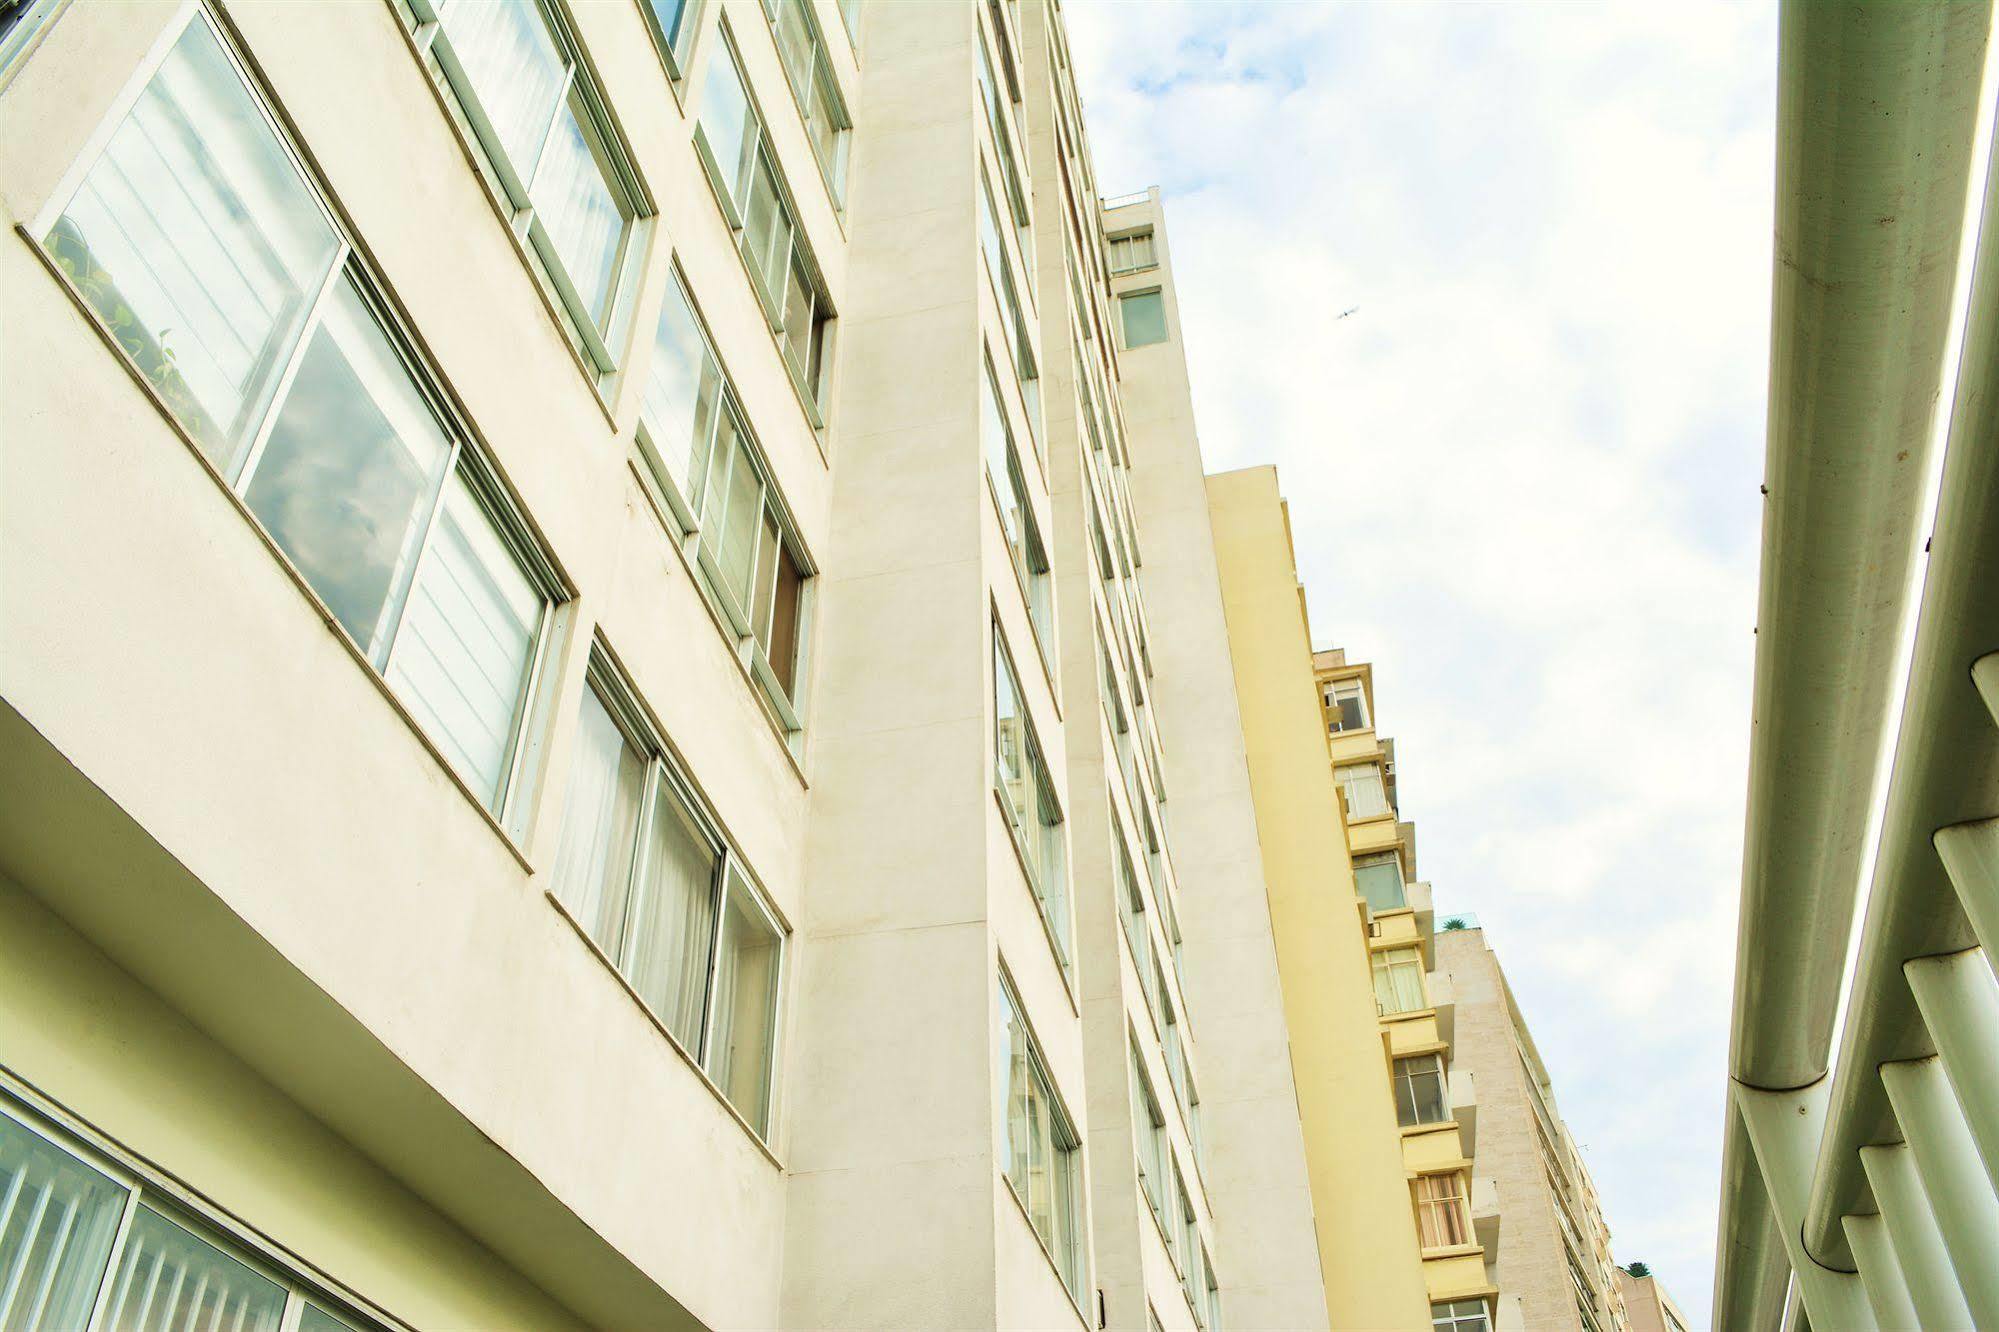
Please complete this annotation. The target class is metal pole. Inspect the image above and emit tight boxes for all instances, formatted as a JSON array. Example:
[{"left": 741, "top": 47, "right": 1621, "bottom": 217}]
[
  {"left": 1735, "top": 1082, "right": 1878, "bottom": 1330},
  {"left": 1858, "top": 1143, "right": 1975, "bottom": 1330},
  {"left": 1841, "top": 1212, "right": 1921, "bottom": 1331},
  {"left": 1904, "top": 950, "right": 1999, "bottom": 1194},
  {"left": 1879, "top": 1058, "right": 1999, "bottom": 1326}
]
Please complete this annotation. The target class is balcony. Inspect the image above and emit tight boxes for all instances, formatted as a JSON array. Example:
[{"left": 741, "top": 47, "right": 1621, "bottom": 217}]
[
  {"left": 1429, "top": 965, "right": 1457, "bottom": 1050},
  {"left": 1472, "top": 1174, "right": 1502, "bottom": 1263},
  {"left": 1450, "top": 1067, "right": 1479, "bottom": 1158},
  {"left": 1406, "top": 878, "right": 1435, "bottom": 964}
]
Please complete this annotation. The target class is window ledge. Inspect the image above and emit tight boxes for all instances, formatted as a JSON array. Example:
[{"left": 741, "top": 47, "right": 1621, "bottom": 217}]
[
  {"left": 1420, "top": 1242, "right": 1485, "bottom": 1261},
  {"left": 1381, "top": 1007, "right": 1440, "bottom": 1025},
  {"left": 1400, "top": 1120, "right": 1460, "bottom": 1140},
  {"left": 21, "top": 225, "right": 536, "bottom": 878},
  {"left": 543, "top": 888, "right": 784, "bottom": 1168}
]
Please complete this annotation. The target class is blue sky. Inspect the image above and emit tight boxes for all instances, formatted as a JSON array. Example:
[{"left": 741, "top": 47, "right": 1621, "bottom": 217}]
[{"left": 1066, "top": 3, "right": 1779, "bottom": 1322}]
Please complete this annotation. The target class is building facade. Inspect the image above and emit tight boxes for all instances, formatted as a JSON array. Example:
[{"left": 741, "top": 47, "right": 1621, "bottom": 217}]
[
  {"left": 1439, "top": 928, "right": 1629, "bottom": 1332},
  {"left": 1616, "top": 1268, "right": 1689, "bottom": 1332},
  {"left": 0, "top": 0, "right": 1371, "bottom": 1329}
]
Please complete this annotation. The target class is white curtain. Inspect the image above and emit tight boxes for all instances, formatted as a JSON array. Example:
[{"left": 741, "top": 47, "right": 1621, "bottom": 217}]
[
  {"left": 101, "top": 1206, "right": 286, "bottom": 1332},
  {"left": 549, "top": 688, "right": 644, "bottom": 955},
  {"left": 624, "top": 780, "right": 719, "bottom": 1052},
  {"left": 530, "top": 101, "right": 624, "bottom": 326},
  {"left": 439, "top": 0, "right": 566, "bottom": 175}
]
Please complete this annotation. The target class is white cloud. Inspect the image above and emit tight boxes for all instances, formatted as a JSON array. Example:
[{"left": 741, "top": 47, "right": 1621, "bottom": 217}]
[{"left": 1068, "top": 3, "right": 1774, "bottom": 1322}]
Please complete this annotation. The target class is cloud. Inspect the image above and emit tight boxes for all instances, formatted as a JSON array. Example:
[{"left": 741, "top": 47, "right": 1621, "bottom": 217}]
[{"left": 1067, "top": 2, "right": 1776, "bottom": 1322}]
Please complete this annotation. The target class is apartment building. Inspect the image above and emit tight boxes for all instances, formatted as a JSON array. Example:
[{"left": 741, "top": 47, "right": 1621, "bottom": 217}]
[
  {"left": 0, "top": 1, "right": 1362, "bottom": 1329},
  {"left": 1311, "top": 651, "right": 1502, "bottom": 1328},
  {"left": 1440, "top": 928, "right": 1630, "bottom": 1332},
  {"left": 1616, "top": 1267, "right": 1689, "bottom": 1332}
]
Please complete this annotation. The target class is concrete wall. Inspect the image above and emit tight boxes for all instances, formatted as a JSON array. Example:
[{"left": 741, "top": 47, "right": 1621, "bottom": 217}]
[{"left": 1206, "top": 467, "right": 1432, "bottom": 1330}]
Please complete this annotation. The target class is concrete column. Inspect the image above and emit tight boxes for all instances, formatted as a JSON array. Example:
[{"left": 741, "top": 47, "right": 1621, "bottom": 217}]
[
  {"left": 1858, "top": 1143, "right": 1975, "bottom": 1330},
  {"left": 1879, "top": 1058, "right": 1999, "bottom": 1327},
  {"left": 1904, "top": 949, "right": 1999, "bottom": 1193},
  {"left": 1733, "top": 1081, "right": 1878, "bottom": 1330},
  {"left": 1840, "top": 1212, "right": 1920, "bottom": 1331}
]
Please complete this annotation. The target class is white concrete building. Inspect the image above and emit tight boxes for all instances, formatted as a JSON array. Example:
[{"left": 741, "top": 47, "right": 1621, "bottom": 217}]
[{"left": 0, "top": 1, "right": 1332, "bottom": 1328}]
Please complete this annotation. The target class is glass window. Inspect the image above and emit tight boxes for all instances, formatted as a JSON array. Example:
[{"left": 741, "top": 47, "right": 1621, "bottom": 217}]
[
  {"left": 1176, "top": 1166, "right": 1200, "bottom": 1297},
  {"left": 1372, "top": 946, "right": 1427, "bottom": 1016},
  {"left": 42, "top": 15, "right": 340, "bottom": 477},
  {"left": 550, "top": 665, "right": 787, "bottom": 1136},
  {"left": 982, "top": 358, "right": 1051, "bottom": 648},
  {"left": 994, "top": 627, "right": 1068, "bottom": 971},
  {"left": 1336, "top": 763, "right": 1392, "bottom": 821},
  {"left": 641, "top": 0, "right": 701, "bottom": 73},
  {"left": 710, "top": 868, "right": 783, "bottom": 1135},
  {"left": 975, "top": 25, "right": 1032, "bottom": 270},
  {"left": 0, "top": 1113, "right": 129, "bottom": 1330},
  {"left": 1393, "top": 1054, "right": 1451, "bottom": 1127},
  {"left": 761, "top": 0, "right": 851, "bottom": 203},
  {"left": 102, "top": 1205, "right": 288, "bottom": 1332},
  {"left": 978, "top": 169, "right": 1039, "bottom": 447},
  {"left": 1353, "top": 851, "right": 1407, "bottom": 913},
  {"left": 997, "top": 974, "right": 1084, "bottom": 1299},
  {"left": 1326, "top": 678, "right": 1369, "bottom": 732},
  {"left": 384, "top": 472, "right": 546, "bottom": 809},
  {"left": 1108, "top": 230, "right": 1156, "bottom": 274},
  {"left": 42, "top": 12, "right": 555, "bottom": 819},
  {"left": 695, "top": 37, "right": 834, "bottom": 411},
  {"left": 1433, "top": 1298, "right": 1493, "bottom": 1332},
  {"left": 1129, "top": 1044, "right": 1165, "bottom": 1225},
  {"left": 418, "top": 0, "right": 644, "bottom": 371},
  {"left": 637, "top": 271, "right": 813, "bottom": 731},
  {"left": 1121, "top": 290, "right": 1167, "bottom": 348},
  {"left": 1114, "top": 812, "right": 1150, "bottom": 987},
  {"left": 1413, "top": 1173, "right": 1473, "bottom": 1250}
]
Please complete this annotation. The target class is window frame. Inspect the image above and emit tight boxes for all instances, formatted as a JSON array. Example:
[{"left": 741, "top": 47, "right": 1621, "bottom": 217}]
[
  {"left": 692, "top": 19, "right": 838, "bottom": 428},
  {"left": 635, "top": 0, "right": 703, "bottom": 82},
  {"left": 1353, "top": 849, "right": 1409, "bottom": 914},
  {"left": 1393, "top": 1053, "right": 1452, "bottom": 1128},
  {"left": 1412, "top": 1170, "right": 1475, "bottom": 1252},
  {"left": 631, "top": 259, "right": 818, "bottom": 747},
  {"left": 995, "top": 965, "right": 1088, "bottom": 1306},
  {"left": 1107, "top": 228, "right": 1156, "bottom": 275},
  {"left": 1372, "top": 945, "right": 1429, "bottom": 1017},
  {"left": 982, "top": 351, "right": 1054, "bottom": 658},
  {"left": 0, "top": 0, "right": 67, "bottom": 89},
  {"left": 758, "top": 0, "right": 853, "bottom": 210},
  {"left": 1433, "top": 1298, "right": 1494, "bottom": 1332},
  {"left": 1326, "top": 677, "right": 1370, "bottom": 733},
  {"left": 1336, "top": 761, "right": 1393, "bottom": 821},
  {"left": 0, "top": 1088, "right": 397, "bottom": 1332},
  {"left": 992, "top": 617, "right": 1072, "bottom": 979},
  {"left": 401, "top": 0, "right": 655, "bottom": 382},
  {"left": 1119, "top": 286, "right": 1168, "bottom": 349},
  {"left": 30, "top": 0, "right": 565, "bottom": 835},
  {"left": 550, "top": 647, "right": 790, "bottom": 1143}
]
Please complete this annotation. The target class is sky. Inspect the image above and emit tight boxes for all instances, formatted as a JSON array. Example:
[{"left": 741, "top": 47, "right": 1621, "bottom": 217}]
[{"left": 1064, "top": 3, "right": 1778, "bottom": 1323}]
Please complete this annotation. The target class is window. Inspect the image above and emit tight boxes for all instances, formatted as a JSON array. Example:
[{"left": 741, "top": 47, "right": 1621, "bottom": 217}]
[
  {"left": 1108, "top": 229, "right": 1155, "bottom": 274},
  {"left": 408, "top": 0, "right": 648, "bottom": 375},
  {"left": 1130, "top": 1044, "right": 1166, "bottom": 1227},
  {"left": 997, "top": 973, "right": 1085, "bottom": 1300},
  {"left": 1120, "top": 290, "right": 1166, "bottom": 348},
  {"left": 1353, "top": 850, "right": 1408, "bottom": 913},
  {"left": 994, "top": 625, "right": 1070, "bottom": 971},
  {"left": 1162, "top": 983, "right": 1187, "bottom": 1112},
  {"left": 0, "top": 1100, "right": 378, "bottom": 1331},
  {"left": 1204, "top": 1253, "right": 1222, "bottom": 1330},
  {"left": 978, "top": 168, "right": 1040, "bottom": 448},
  {"left": 1187, "top": 1078, "right": 1206, "bottom": 1171},
  {"left": 1393, "top": 1054, "right": 1451, "bottom": 1127},
  {"left": 694, "top": 32, "right": 836, "bottom": 415},
  {"left": 974, "top": 20, "right": 1031, "bottom": 273},
  {"left": 837, "top": 0, "right": 860, "bottom": 44},
  {"left": 638, "top": 0, "right": 702, "bottom": 75},
  {"left": 1326, "top": 677, "right": 1369, "bottom": 732},
  {"left": 761, "top": 0, "right": 851, "bottom": 204},
  {"left": 1114, "top": 811, "right": 1152, "bottom": 986},
  {"left": 1336, "top": 762, "right": 1392, "bottom": 820},
  {"left": 0, "top": 0, "right": 63, "bottom": 86},
  {"left": 636, "top": 268, "right": 815, "bottom": 733},
  {"left": 1372, "top": 946, "right": 1427, "bottom": 1016},
  {"left": 1433, "top": 1298, "right": 1493, "bottom": 1332},
  {"left": 39, "top": 9, "right": 556, "bottom": 819},
  {"left": 982, "top": 358, "right": 1052, "bottom": 648},
  {"left": 1176, "top": 1165, "right": 1200, "bottom": 1303},
  {"left": 551, "top": 660, "right": 787, "bottom": 1135},
  {"left": 1413, "top": 1172, "right": 1472, "bottom": 1250}
]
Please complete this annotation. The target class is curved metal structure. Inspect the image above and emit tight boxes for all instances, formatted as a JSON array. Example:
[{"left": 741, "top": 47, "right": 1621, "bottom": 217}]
[{"left": 1715, "top": 1, "right": 1995, "bottom": 1327}]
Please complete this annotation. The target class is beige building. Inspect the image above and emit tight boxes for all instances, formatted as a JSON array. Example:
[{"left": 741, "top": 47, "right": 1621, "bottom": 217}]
[
  {"left": 1440, "top": 928, "right": 1630, "bottom": 1332},
  {"left": 0, "top": 0, "right": 1371, "bottom": 1328},
  {"left": 1616, "top": 1268, "right": 1689, "bottom": 1332}
]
